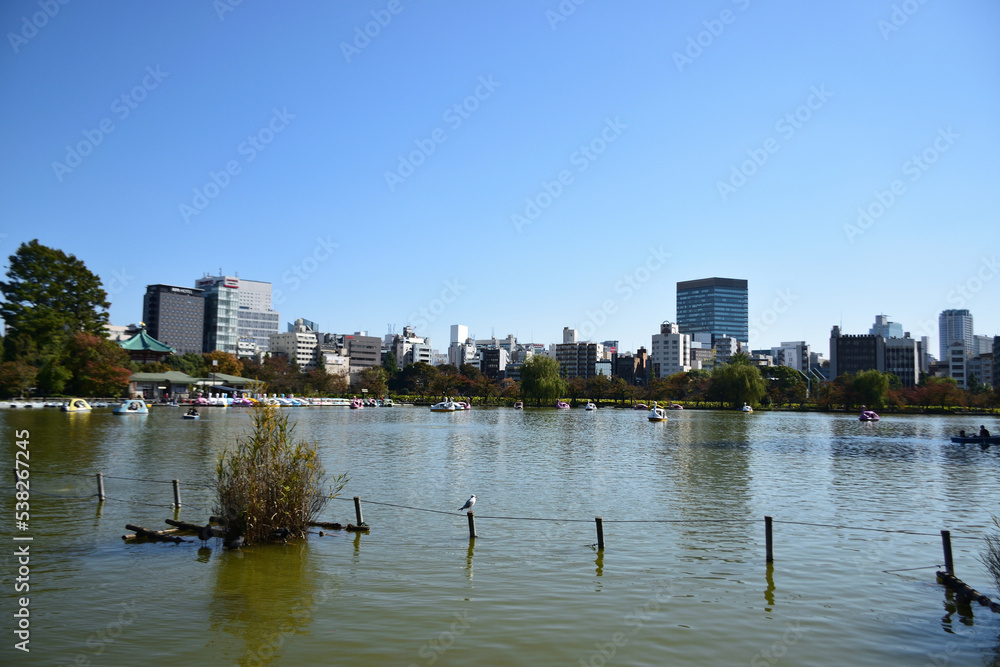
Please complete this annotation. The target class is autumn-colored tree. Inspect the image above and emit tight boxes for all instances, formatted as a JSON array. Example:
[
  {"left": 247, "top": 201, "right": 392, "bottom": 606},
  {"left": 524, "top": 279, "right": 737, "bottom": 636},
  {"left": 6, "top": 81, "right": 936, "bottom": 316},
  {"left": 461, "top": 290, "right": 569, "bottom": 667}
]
[
  {"left": 65, "top": 333, "right": 132, "bottom": 396},
  {"left": 357, "top": 366, "right": 388, "bottom": 397},
  {"left": 204, "top": 350, "right": 242, "bottom": 376},
  {"left": 0, "top": 360, "right": 37, "bottom": 398}
]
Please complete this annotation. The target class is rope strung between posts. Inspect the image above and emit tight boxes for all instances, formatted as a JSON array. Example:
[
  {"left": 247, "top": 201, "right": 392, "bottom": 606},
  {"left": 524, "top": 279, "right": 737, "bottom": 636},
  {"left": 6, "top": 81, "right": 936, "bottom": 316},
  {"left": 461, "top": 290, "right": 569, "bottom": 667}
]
[
  {"left": 29, "top": 469, "right": 216, "bottom": 488},
  {"left": 11, "top": 474, "right": 990, "bottom": 541}
]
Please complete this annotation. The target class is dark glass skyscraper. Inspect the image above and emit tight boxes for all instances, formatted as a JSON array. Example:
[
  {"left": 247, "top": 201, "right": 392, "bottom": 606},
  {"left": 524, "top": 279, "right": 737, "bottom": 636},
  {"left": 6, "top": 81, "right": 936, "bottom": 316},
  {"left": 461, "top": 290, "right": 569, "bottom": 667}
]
[
  {"left": 676, "top": 277, "right": 748, "bottom": 343},
  {"left": 142, "top": 284, "right": 205, "bottom": 355}
]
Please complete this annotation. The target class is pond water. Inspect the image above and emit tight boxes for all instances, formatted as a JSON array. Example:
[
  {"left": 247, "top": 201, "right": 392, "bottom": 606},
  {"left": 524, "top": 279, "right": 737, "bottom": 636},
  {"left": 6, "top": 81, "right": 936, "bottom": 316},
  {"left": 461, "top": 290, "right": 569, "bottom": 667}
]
[{"left": 2, "top": 406, "right": 1000, "bottom": 666}]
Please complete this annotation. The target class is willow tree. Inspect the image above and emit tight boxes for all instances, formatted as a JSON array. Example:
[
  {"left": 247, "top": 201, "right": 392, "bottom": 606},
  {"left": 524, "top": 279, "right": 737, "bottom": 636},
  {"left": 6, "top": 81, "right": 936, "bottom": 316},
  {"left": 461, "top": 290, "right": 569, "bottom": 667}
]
[
  {"left": 708, "top": 358, "right": 766, "bottom": 408},
  {"left": 519, "top": 355, "right": 565, "bottom": 406}
]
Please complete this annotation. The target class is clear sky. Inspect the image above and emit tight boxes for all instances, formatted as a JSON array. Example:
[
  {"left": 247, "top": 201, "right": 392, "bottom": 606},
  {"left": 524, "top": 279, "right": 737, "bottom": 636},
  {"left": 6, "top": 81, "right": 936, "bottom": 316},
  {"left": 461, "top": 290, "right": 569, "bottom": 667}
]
[{"left": 3, "top": 1, "right": 998, "bottom": 357}]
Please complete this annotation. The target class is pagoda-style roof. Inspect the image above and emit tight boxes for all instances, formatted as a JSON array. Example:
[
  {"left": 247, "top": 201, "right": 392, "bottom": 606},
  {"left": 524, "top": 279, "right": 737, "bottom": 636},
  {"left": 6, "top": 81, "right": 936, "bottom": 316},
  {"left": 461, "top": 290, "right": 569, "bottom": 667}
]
[{"left": 119, "top": 328, "right": 175, "bottom": 354}]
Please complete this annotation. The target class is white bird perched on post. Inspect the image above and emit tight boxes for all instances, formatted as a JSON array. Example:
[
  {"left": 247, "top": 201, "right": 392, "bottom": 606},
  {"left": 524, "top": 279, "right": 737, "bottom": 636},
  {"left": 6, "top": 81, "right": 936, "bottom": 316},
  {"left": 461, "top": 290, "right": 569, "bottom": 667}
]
[{"left": 459, "top": 495, "right": 476, "bottom": 513}]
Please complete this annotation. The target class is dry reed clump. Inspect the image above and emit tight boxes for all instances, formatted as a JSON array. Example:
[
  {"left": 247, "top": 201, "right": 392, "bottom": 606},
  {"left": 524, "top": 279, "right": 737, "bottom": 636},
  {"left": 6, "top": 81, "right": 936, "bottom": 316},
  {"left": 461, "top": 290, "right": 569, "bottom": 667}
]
[
  {"left": 215, "top": 403, "right": 347, "bottom": 545},
  {"left": 982, "top": 515, "right": 1000, "bottom": 596}
]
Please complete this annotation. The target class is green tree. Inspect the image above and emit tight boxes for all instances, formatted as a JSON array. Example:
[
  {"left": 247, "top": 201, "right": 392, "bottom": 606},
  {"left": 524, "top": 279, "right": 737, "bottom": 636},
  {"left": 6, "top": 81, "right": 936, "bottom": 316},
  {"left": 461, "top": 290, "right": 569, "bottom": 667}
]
[
  {"left": 0, "top": 240, "right": 110, "bottom": 362},
  {"left": 382, "top": 351, "right": 399, "bottom": 376},
  {"left": 393, "top": 362, "right": 437, "bottom": 397},
  {"left": 849, "top": 369, "right": 891, "bottom": 409},
  {"left": 709, "top": 362, "right": 766, "bottom": 408},
  {"left": 168, "top": 352, "right": 208, "bottom": 378},
  {"left": 519, "top": 355, "right": 565, "bottom": 406},
  {"left": 762, "top": 365, "right": 808, "bottom": 407}
]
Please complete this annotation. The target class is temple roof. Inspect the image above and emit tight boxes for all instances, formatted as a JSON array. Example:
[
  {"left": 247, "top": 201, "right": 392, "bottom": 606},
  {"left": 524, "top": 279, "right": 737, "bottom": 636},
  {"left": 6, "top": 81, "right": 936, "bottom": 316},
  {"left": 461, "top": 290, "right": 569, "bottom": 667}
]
[{"left": 119, "top": 328, "right": 175, "bottom": 354}]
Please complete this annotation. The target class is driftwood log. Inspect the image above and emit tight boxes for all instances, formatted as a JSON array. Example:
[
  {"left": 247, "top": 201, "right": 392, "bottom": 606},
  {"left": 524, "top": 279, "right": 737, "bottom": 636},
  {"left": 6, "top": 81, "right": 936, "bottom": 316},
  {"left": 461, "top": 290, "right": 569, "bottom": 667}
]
[
  {"left": 165, "top": 518, "right": 225, "bottom": 537},
  {"left": 937, "top": 571, "right": 1000, "bottom": 613},
  {"left": 309, "top": 520, "right": 344, "bottom": 530},
  {"left": 124, "top": 524, "right": 187, "bottom": 543}
]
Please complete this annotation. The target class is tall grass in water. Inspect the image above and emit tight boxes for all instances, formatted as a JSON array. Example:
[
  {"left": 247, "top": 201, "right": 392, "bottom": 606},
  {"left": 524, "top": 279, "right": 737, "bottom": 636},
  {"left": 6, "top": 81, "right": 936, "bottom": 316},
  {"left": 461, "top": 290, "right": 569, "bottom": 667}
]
[
  {"left": 981, "top": 515, "right": 1000, "bottom": 595},
  {"left": 215, "top": 403, "right": 347, "bottom": 545}
]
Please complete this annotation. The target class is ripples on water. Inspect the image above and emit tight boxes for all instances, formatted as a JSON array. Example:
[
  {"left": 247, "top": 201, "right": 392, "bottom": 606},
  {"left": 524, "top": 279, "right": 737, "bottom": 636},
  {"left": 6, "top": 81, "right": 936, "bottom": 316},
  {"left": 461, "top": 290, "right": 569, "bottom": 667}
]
[{"left": 3, "top": 406, "right": 1000, "bottom": 666}]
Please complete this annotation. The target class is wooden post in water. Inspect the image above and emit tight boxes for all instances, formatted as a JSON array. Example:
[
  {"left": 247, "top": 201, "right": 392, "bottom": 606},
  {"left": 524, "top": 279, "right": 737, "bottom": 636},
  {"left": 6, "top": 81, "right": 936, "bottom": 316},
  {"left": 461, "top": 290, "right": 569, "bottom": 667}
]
[
  {"left": 467, "top": 511, "right": 477, "bottom": 539},
  {"left": 172, "top": 479, "right": 182, "bottom": 508},
  {"left": 941, "top": 530, "right": 954, "bottom": 575},
  {"left": 354, "top": 496, "right": 364, "bottom": 526},
  {"left": 765, "top": 516, "right": 773, "bottom": 563},
  {"left": 96, "top": 472, "right": 106, "bottom": 502},
  {"left": 595, "top": 517, "right": 605, "bottom": 550}
]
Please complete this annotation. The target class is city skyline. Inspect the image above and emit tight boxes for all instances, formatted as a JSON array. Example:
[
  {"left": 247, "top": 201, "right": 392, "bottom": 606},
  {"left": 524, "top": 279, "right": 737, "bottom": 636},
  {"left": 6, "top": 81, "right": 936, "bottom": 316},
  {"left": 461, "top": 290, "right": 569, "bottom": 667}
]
[{"left": 4, "top": 2, "right": 998, "bottom": 357}]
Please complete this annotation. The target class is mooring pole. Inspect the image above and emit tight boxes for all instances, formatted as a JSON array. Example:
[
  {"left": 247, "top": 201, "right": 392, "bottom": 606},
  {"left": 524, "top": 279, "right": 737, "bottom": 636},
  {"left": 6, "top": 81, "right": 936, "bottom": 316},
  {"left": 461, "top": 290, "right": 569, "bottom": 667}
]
[
  {"left": 354, "top": 495, "right": 364, "bottom": 526},
  {"left": 172, "top": 479, "right": 182, "bottom": 508},
  {"left": 96, "top": 472, "right": 106, "bottom": 502},
  {"left": 765, "top": 516, "right": 774, "bottom": 563},
  {"left": 595, "top": 517, "right": 605, "bottom": 550},
  {"left": 942, "top": 530, "right": 954, "bottom": 575},
  {"left": 467, "top": 511, "right": 477, "bottom": 539}
]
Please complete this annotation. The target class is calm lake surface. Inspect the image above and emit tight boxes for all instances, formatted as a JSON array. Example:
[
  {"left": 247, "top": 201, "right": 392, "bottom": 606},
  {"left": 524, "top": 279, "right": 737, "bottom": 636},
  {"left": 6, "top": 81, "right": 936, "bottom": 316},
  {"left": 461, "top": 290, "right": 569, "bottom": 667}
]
[{"left": 2, "top": 405, "right": 1000, "bottom": 666}]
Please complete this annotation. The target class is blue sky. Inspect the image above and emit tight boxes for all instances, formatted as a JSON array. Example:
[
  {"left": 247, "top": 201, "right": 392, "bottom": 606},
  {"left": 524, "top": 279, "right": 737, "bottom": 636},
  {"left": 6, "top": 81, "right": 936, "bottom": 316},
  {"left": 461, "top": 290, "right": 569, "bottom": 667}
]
[{"left": 3, "top": 0, "right": 998, "bottom": 357}]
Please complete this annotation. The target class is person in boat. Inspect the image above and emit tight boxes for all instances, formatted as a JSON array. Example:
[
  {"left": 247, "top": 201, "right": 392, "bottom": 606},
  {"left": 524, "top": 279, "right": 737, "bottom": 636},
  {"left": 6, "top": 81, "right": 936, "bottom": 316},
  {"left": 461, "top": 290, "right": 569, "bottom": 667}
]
[
  {"left": 980, "top": 425, "right": 991, "bottom": 437},
  {"left": 128, "top": 402, "right": 138, "bottom": 411},
  {"left": 959, "top": 430, "right": 967, "bottom": 438}
]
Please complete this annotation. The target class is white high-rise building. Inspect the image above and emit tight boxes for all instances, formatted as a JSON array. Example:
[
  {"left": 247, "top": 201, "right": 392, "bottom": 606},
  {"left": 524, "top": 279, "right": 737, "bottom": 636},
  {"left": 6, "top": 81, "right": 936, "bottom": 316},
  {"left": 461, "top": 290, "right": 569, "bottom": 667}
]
[
  {"left": 939, "top": 309, "right": 973, "bottom": 360},
  {"left": 451, "top": 324, "right": 468, "bottom": 344},
  {"left": 650, "top": 322, "right": 690, "bottom": 378}
]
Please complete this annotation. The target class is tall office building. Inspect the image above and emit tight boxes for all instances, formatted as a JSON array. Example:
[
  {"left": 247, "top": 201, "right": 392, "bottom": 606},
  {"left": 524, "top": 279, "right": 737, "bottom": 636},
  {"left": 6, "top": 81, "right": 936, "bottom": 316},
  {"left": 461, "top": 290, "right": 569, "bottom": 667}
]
[
  {"left": 233, "top": 278, "right": 279, "bottom": 352},
  {"left": 676, "top": 277, "right": 749, "bottom": 343},
  {"left": 195, "top": 275, "right": 240, "bottom": 355},
  {"left": 195, "top": 275, "right": 280, "bottom": 355},
  {"left": 142, "top": 284, "right": 204, "bottom": 355},
  {"left": 938, "top": 309, "right": 973, "bottom": 360}
]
